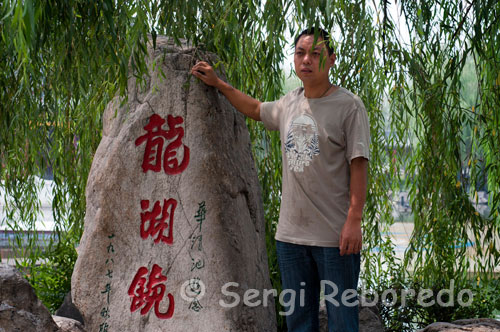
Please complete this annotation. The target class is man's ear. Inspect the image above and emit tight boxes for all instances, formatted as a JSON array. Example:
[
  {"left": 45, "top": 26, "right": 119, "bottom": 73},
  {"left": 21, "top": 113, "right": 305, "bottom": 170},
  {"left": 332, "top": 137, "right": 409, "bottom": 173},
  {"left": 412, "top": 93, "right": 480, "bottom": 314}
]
[{"left": 329, "top": 53, "right": 336, "bottom": 68}]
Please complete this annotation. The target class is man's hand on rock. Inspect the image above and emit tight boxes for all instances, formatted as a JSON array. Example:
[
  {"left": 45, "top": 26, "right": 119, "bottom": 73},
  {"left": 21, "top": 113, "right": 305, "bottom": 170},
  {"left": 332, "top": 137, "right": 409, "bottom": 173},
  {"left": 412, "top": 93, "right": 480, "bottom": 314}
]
[
  {"left": 190, "top": 61, "right": 262, "bottom": 121},
  {"left": 191, "top": 61, "right": 220, "bottom": 87}
]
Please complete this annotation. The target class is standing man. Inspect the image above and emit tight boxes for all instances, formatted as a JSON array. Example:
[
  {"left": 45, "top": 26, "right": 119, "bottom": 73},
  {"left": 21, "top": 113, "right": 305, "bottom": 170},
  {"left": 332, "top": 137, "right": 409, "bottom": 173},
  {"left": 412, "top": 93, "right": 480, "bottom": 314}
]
[{"left": 191, "top": 27, "right": 369, "bottom": 332}]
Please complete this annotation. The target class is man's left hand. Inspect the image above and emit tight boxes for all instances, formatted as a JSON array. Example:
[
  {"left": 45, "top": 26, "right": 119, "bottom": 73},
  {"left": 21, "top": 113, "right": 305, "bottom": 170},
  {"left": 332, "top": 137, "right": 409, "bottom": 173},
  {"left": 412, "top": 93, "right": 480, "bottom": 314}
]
[
  {"left": 339, "top": 216, "right": 362, "bottom": 256},
  {"left": 340, "top": 157, "right": 367, "bottom": 256}
]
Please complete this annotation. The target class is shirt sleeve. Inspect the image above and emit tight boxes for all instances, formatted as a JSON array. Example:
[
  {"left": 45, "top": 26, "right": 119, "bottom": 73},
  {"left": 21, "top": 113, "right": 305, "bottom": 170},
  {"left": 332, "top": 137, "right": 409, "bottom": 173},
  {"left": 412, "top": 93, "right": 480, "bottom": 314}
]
[
  {"left": 260, "top": 100, "right": 281, "bottom": 131},
  {"left": 344, "top": 100, "right": 370, "bottom": 164}
]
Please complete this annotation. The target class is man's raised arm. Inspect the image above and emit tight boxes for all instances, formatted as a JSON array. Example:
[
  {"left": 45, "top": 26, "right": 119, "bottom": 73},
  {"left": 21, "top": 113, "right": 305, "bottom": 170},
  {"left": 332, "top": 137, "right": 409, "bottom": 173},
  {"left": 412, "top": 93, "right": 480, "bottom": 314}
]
[{"left": 190, "top": 61, "right": 262, "bottom": 121}]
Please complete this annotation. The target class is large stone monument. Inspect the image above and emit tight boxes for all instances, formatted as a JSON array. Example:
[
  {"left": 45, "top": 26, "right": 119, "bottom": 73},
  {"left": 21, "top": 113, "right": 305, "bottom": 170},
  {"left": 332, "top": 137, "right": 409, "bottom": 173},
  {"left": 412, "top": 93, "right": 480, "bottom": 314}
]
[{"left": 72, "top": 37, "right": 276, "bottom": 331}]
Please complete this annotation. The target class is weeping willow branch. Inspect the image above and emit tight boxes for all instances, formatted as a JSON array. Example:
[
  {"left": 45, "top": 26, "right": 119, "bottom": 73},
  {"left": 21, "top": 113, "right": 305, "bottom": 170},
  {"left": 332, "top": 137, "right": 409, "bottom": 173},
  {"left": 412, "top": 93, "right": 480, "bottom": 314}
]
[{"left": 1, "top": 0, "right": 499, "bottom": 329}]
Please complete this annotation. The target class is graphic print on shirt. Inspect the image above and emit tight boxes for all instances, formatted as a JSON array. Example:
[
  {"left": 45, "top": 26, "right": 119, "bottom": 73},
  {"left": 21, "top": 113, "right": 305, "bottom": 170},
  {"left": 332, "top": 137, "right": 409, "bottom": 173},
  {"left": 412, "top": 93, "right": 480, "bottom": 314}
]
[{"left": 284, "top": 114, "right": 320, "bottom": 172}]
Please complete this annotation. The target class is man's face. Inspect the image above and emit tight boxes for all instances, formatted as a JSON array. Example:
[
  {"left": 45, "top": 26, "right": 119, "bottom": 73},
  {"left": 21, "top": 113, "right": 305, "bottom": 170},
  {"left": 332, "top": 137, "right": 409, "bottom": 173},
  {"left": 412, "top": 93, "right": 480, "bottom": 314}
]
[{"left": 294, "top": 35, "right": 335, "bottom": 84}]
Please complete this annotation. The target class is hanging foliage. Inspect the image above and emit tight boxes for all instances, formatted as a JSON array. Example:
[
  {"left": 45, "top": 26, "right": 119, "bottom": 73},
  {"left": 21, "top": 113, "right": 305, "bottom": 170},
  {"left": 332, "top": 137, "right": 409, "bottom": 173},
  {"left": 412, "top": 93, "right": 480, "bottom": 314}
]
[{"left": 1, "top": 0, "right": 498, "bottom": 330}]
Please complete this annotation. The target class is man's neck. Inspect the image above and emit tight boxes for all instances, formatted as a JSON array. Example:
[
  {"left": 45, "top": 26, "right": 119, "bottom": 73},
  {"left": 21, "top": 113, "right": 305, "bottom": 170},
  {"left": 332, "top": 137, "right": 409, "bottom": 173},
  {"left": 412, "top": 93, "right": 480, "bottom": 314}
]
[{"left": 303, "top": 80, "right": 332, "bottom": 98}]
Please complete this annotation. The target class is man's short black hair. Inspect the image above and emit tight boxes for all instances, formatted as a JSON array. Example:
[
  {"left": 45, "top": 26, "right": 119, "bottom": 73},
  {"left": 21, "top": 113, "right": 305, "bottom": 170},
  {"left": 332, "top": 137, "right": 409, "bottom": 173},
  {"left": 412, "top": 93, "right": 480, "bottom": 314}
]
[{"left": 294, "top": 27, "right": 334, "bottom": 55}]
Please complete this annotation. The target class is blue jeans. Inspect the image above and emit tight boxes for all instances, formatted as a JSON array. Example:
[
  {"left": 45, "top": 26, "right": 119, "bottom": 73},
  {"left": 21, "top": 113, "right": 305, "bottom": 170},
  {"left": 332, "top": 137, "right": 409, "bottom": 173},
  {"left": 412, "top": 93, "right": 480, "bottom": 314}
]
[{"left": 276, "top": 240, "right": 360, "bottom": 332}]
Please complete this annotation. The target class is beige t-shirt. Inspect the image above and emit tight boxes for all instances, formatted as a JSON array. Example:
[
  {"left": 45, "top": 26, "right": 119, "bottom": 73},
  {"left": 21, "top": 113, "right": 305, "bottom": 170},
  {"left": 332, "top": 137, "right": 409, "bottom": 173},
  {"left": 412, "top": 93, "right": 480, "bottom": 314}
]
[{"left": 260, "top": 86, "right": 370, "bottom": 247}]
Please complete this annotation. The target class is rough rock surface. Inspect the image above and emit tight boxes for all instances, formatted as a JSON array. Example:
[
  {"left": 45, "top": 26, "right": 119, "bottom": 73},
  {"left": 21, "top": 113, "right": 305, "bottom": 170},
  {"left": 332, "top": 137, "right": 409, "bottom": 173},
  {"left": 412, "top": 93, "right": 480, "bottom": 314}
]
[
  {"left": 55, "top": 292, "right": 84, "bottom": 324},
  {"left": 418, "top": 318, "right": 500, "bottom": 332},
  {"left": 0, "top": 263, "right": 59, "bottom": 332},
  {"left": 358, "top": 304, "right": 385, "bottom": 332},
  {"left": 319, "top": 298, "right": 385, "bottom": 332},
  {"left": 72, "top": 36, "right": 275, "bottom": 332},
  {"left": 52, "top": 316, "right": 86, "bottom": 332}
]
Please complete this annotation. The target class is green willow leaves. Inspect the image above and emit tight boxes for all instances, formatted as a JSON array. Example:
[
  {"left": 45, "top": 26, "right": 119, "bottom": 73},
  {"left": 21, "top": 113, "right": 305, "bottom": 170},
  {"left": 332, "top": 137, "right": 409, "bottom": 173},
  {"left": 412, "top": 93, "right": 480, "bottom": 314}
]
[{"left": 1, "top": 0, "right": 499, "bottom": 329}]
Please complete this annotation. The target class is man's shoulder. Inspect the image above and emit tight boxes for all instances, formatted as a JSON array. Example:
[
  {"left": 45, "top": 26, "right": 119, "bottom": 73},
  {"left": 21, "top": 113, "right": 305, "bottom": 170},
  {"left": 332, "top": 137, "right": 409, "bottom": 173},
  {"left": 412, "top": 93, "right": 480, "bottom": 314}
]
[
  {"left": 264, "top": 87, "right": 303, "bottom": 111},
  {"left": 336, "top": 86, "right": 361, "bottom": 101},
  {"left": 281, "top": 86, "right": 304, "bottom": 102},
  {"left": 333, "top": 87, "right": 366, "bottom": 110},
  {"left": 263, "top": 87, "right": 303, "bottom": 108}
]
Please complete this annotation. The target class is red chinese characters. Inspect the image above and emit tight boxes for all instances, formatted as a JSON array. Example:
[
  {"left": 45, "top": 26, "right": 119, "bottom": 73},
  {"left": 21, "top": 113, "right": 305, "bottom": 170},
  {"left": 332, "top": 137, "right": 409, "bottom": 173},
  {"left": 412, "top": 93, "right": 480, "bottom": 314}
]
[
  {"left": 135, "top": 114, "right": 190, "bottom": 175},
  {"left": 131, "top": 113, "right": 188, "bottom": 321},
  {"left": 128, "top": 264, "right": 174, "bottom": 319},
  {"left": 140, "top": 199, "right": 177, "bottom": 245}
]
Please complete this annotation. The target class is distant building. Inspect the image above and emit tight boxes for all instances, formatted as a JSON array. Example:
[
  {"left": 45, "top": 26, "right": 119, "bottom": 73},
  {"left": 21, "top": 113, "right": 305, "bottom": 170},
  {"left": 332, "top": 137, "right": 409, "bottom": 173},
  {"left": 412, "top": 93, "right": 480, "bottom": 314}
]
[{"left": 0, "top": 176, "right": 56, "bottom": 264}]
